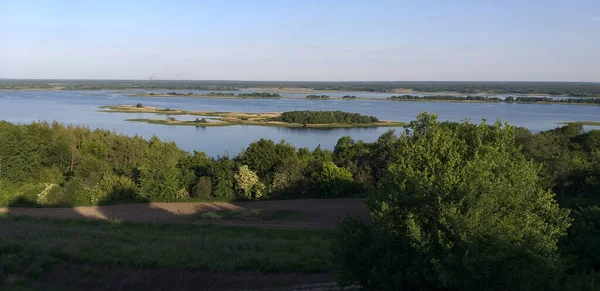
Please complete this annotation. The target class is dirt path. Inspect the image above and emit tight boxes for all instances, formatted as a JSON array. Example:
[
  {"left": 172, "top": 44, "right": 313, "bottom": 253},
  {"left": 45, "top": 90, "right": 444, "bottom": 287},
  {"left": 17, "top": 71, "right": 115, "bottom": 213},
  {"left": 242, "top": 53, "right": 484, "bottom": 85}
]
[{"left": 0, "top": 198, "right": 367, "bottom": 229}]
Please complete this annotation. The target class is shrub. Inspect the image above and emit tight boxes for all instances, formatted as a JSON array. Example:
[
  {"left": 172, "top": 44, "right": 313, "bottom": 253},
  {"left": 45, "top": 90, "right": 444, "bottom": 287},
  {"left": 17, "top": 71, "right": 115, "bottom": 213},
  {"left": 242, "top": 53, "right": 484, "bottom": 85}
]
[
  {"left": 234, "top": 165, "right": 261, "bottom": 199},
  {"left": 333, "top": 113, "right": 571, "bottom": 291},
  {"left": 91, "top": 172, "right": 138, "bottom": 204},
  {"left": 312, "top": 161, "right": 353, "bottom": 198},
  {"left": 175, "top": 188, "right": 190, "bottom": 199},
  {"left": 136, "top": 103, "right": 143, "bottom": 108},
  {"left": 193, "top": 176, "right": 213, "bottom": 198}
]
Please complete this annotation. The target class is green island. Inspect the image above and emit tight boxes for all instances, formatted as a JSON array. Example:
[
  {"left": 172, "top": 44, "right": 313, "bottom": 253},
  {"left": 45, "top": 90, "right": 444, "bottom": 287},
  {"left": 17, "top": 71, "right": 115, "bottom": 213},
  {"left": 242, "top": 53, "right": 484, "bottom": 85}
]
[
  {"left": 386, "top": 94, "right": 600, "bottom": 105},
  {"left": 100, "top": 105, "right": 406, "bottom": 128},
  {"left": 131, "top": 91, "right": 282, "bottom": 99},
  {"left": 306, "top": 94, "right": 331, "bottom": 99}
]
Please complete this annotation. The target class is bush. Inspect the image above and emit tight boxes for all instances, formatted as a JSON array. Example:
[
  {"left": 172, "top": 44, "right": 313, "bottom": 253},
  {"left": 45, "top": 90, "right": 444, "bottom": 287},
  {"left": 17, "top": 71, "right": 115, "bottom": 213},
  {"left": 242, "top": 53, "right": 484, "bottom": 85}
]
[
  {"left": 91, "top": 172, "right": 138, "bottom": 204},
  {"left": 333, "top": 113, "right": 571, "bottom": 291},
  {"left": 193, "top": 176, "right": 213, "bottom": 198},
  {"left": 234, "top": 165, "right": 261, "bottom": 199},
  {"left": 136, "top": 103, "right": 143, "bottom": 108},
  {"left": 312, "top": 161, "right": 354, "bottom": 198}
]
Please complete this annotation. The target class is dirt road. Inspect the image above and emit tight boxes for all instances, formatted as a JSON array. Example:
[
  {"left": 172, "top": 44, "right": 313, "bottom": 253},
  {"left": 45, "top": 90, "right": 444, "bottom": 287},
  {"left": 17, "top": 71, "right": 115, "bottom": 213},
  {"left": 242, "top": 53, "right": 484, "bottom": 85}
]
[{"left": 0, "top": 198, "right": 367, "bottom": 229}]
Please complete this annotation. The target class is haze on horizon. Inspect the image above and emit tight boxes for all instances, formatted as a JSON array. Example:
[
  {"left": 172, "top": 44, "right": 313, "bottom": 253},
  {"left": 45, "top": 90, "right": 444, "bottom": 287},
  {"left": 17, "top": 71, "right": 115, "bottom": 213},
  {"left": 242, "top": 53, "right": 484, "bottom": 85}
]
[{"left": 1, "top": 0, "right": 599, "bottom": 82}]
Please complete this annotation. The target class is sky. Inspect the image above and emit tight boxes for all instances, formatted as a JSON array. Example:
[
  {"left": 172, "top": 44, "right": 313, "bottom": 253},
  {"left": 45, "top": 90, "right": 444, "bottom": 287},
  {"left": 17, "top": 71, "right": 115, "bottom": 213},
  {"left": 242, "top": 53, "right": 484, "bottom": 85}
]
[{"left": 1, "top": 0, "right": 599, "bottom": 81}]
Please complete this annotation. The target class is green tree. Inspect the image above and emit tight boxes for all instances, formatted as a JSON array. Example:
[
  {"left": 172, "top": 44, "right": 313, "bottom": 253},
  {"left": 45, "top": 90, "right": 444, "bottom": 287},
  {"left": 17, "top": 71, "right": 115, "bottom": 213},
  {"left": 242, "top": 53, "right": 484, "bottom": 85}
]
[
  {"left": 333, "top": 113, "right": 571, "bottom": 291},
  {"left": 210, "top": 156, "right": 235, "bottom": 198},
  {"left": 312, "top": 161, "right": 353, "bottom": 198},
  {"left": 139, "top": 139, "right": 181, "bottom": 199},
  {"left": 234, "top": 165, "right": 263, "bottom": 199}
]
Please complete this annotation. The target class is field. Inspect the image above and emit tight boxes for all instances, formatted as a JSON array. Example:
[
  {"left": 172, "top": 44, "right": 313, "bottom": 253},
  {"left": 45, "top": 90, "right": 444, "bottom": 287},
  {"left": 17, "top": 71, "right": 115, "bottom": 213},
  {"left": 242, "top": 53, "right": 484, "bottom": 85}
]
[{"left": 0, "top": 199, "right": 366, "bottom": 290}]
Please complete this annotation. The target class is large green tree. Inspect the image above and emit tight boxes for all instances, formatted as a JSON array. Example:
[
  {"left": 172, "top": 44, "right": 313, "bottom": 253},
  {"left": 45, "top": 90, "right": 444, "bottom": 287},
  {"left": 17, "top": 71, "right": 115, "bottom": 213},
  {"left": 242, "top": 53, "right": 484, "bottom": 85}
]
[
  {"left": 333, "top": 113, "right": 571, "bottom": 291},
  {"left": 139, "top": 138, "right": 182, "bottom": 199}
]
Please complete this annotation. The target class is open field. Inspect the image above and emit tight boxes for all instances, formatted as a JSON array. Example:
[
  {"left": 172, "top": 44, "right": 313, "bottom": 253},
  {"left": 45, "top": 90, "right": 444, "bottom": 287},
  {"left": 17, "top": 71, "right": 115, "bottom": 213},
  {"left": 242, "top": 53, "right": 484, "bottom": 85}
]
[
  {"left": 0, "top": 199, "right": 366, "bottom": 290},
  {"left": 100, "top": 105, "right": 407, "bottom": 128}
]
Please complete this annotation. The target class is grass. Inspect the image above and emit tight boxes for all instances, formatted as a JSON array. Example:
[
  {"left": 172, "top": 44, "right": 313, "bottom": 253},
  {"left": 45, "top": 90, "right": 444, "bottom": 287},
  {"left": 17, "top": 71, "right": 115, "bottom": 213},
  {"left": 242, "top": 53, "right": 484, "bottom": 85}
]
[
  {"left": 0, "top": 214, "right": 333, "bottom": 274},
  {"left": 559, "top": 121, "right": 600, "bottom": 126},
  {"left": 102, "top": 105, "right": 407, "bottom": 128},
  {"left": 184, "top": 209, "right": 298, "bottom": 222}
]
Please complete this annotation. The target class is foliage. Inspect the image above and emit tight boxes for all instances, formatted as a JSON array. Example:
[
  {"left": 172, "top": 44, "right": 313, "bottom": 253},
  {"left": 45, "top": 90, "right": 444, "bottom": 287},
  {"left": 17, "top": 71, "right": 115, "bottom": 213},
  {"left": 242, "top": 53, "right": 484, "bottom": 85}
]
[
  {"left": 234, "top": 165, "right": 261, "bottom": 199},
  {"left": 193, "top": 176, "right": 213, "bottom": 198},
  {"left": 333, "top": 113, "right": 571, "bottom": 291},
  {"left": 312, "top": 162, "right": 354, "bottom": 198},
  {"left": 139, "top": 139, "right": 181, "bottom": 200},
  {"left": 210, "top": 157, "right": 235, "bottom": 198},
  {"left": 278, "top": 110, "right": 379, "bottom": 124}
]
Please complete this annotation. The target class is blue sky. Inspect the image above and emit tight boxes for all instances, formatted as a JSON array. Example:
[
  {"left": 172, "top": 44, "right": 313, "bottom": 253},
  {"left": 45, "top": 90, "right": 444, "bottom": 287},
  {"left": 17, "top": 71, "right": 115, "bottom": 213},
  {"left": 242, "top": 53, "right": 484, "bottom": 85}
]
[{"left": 1, "top": 0, "right": 599, "bottom": 81}]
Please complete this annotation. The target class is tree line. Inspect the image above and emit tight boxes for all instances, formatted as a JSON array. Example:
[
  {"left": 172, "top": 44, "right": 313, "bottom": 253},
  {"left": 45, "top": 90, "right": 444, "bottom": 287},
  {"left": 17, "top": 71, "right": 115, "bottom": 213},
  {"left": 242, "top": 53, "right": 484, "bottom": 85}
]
[
  {"left": 277, "top": 111, "right": 380, "bottom": 124},
  {"left": 388, "top": 94, "right": 600, "bottom": 104},
  {"left": 206, "top": 92, "right": 281, "bottom": 98}
]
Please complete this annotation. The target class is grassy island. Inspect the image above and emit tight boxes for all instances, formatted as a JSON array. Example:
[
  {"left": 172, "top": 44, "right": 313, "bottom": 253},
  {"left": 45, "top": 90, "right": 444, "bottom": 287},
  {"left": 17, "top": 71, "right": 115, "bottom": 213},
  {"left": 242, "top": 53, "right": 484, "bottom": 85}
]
[
  {"left": 306, "top": 94, "right": 331, "bottom": 99},
  {"left": 131, "top": 91, "right": 281, "bottom": 99},
  {"left": 99, "top": 105, "right": 406, "bottom": 128},
  {"left": 386, "top": 94, "right": 600, "bottom": 105}
]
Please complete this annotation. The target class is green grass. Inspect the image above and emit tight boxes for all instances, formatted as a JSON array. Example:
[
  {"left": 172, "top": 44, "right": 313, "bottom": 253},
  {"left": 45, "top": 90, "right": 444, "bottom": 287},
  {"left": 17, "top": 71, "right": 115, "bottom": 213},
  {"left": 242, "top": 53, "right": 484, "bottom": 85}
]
[
  {"left": 559, "top": 121, "right": 600, "bottom": 126},
  {"left": 0, "top": 214, "right": 333, "bottom": 274},
  {"left": 185, "top": 209, "right": 298, "bottom": 222}
]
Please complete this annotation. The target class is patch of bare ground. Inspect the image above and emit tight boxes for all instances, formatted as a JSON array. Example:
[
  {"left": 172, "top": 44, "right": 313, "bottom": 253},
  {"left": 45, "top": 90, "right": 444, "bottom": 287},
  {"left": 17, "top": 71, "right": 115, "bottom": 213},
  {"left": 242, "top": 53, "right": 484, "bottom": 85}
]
[{"left": 0, "top": 198, "right": 368, "bottom": 229}]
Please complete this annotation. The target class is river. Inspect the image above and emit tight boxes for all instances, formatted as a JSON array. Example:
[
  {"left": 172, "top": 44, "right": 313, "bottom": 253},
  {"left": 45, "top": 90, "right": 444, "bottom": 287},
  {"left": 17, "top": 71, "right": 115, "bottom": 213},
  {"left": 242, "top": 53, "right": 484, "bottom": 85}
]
[{"left": 1, "top": 89, "right": 598, "bottom": 156}]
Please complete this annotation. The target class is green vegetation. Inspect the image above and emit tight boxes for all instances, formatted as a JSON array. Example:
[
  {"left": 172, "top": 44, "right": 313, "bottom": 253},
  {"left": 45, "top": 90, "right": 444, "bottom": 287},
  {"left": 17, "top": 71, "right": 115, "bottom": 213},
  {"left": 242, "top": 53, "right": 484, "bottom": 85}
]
[
  {"left": 102, "top": 105, "right": 402, "bottom": 128},
  {"left": 3, "top": 80, "right": 599, "bottom": 97},
  {"left": 331, "top": 116, "right": 600, "bottom": 290},
  {"left": 277, "top": 111, "right": 379, "bottom": 124},
  {"left": 135, "top": 103, "right": 143, "bottom": 108},
  {"left": 208, "top": 92, "right": 281, "bottom": 98},
  {"left": 306, "top": 94, "right": 330, "bottom": 99},
  {"left": 388, "top": 94, "right": 502, "bottom": 102},
  {"left": 2, "top": 113, "right": 600, "bottom": 290},
  {"left": 141, "top": 92, "right": 281, "bottom": 98},
  {"left": 388, "top": 94, "right": 600, "bottom": 105},
  {"left": 559, "top": 121, "right": 600, "bottom": 126},
  {"left": 0, "top": 214, "right": 332, "bottom": 289},
  {"left": 342, "top": 95, "right": 357, "bottom": 99},
  {"left": 184, "top": 209, "right": 297, "bottom": 222},
  {"left": 516, "top": 96, "right": 600, "bottom": 104}
]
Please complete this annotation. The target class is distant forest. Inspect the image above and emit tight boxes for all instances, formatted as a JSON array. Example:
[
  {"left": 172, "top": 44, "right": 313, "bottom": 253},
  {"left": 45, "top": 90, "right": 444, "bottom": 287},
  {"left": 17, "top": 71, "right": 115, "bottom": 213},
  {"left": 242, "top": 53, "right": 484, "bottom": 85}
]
[{"left": 1, "top": 80, "right": 599, "bottom": 97}]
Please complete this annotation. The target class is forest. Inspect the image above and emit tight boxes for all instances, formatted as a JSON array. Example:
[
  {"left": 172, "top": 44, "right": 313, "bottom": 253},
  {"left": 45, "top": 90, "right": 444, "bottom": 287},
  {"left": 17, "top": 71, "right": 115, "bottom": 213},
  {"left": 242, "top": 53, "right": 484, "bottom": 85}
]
[
  {"left": 0, "top": 114, "right": 599, "bottom": 289},
  {"left": 277, "top": 111, "right": 380, "bottom": 125},
  {"left": 2, "top": 80, "right": 599, "bottom": 96}
]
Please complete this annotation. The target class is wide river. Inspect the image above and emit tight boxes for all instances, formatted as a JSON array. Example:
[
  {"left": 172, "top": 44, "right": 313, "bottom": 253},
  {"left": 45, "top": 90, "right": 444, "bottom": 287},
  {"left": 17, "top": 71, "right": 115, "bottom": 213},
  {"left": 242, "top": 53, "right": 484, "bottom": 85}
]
[{"left": 1, "top": 89, "right": 599, "bottom": 156}]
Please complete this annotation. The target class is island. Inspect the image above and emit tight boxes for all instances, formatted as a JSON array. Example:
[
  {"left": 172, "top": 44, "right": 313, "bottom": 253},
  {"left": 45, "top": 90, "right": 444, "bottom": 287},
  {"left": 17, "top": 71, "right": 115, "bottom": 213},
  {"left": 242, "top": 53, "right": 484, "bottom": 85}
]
[
  {"left": 386, "top": 94, "right": 600, "bottom": 105},
  {"left": 99, "top": 105, "right": 406, "bottom": 128},
  {"left": 306, "top": 94, "right": 331, "bottom": 99},
  {"left": 130, "top": 92, "right": 281, "bottom": 99}
]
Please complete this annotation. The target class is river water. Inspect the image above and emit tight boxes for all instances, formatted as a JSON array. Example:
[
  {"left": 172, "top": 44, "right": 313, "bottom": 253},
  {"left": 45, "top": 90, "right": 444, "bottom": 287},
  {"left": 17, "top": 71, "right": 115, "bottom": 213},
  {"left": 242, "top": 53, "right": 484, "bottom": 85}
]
[{"left": 1, "top": 89, "right": 598, "bottom": 156}]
